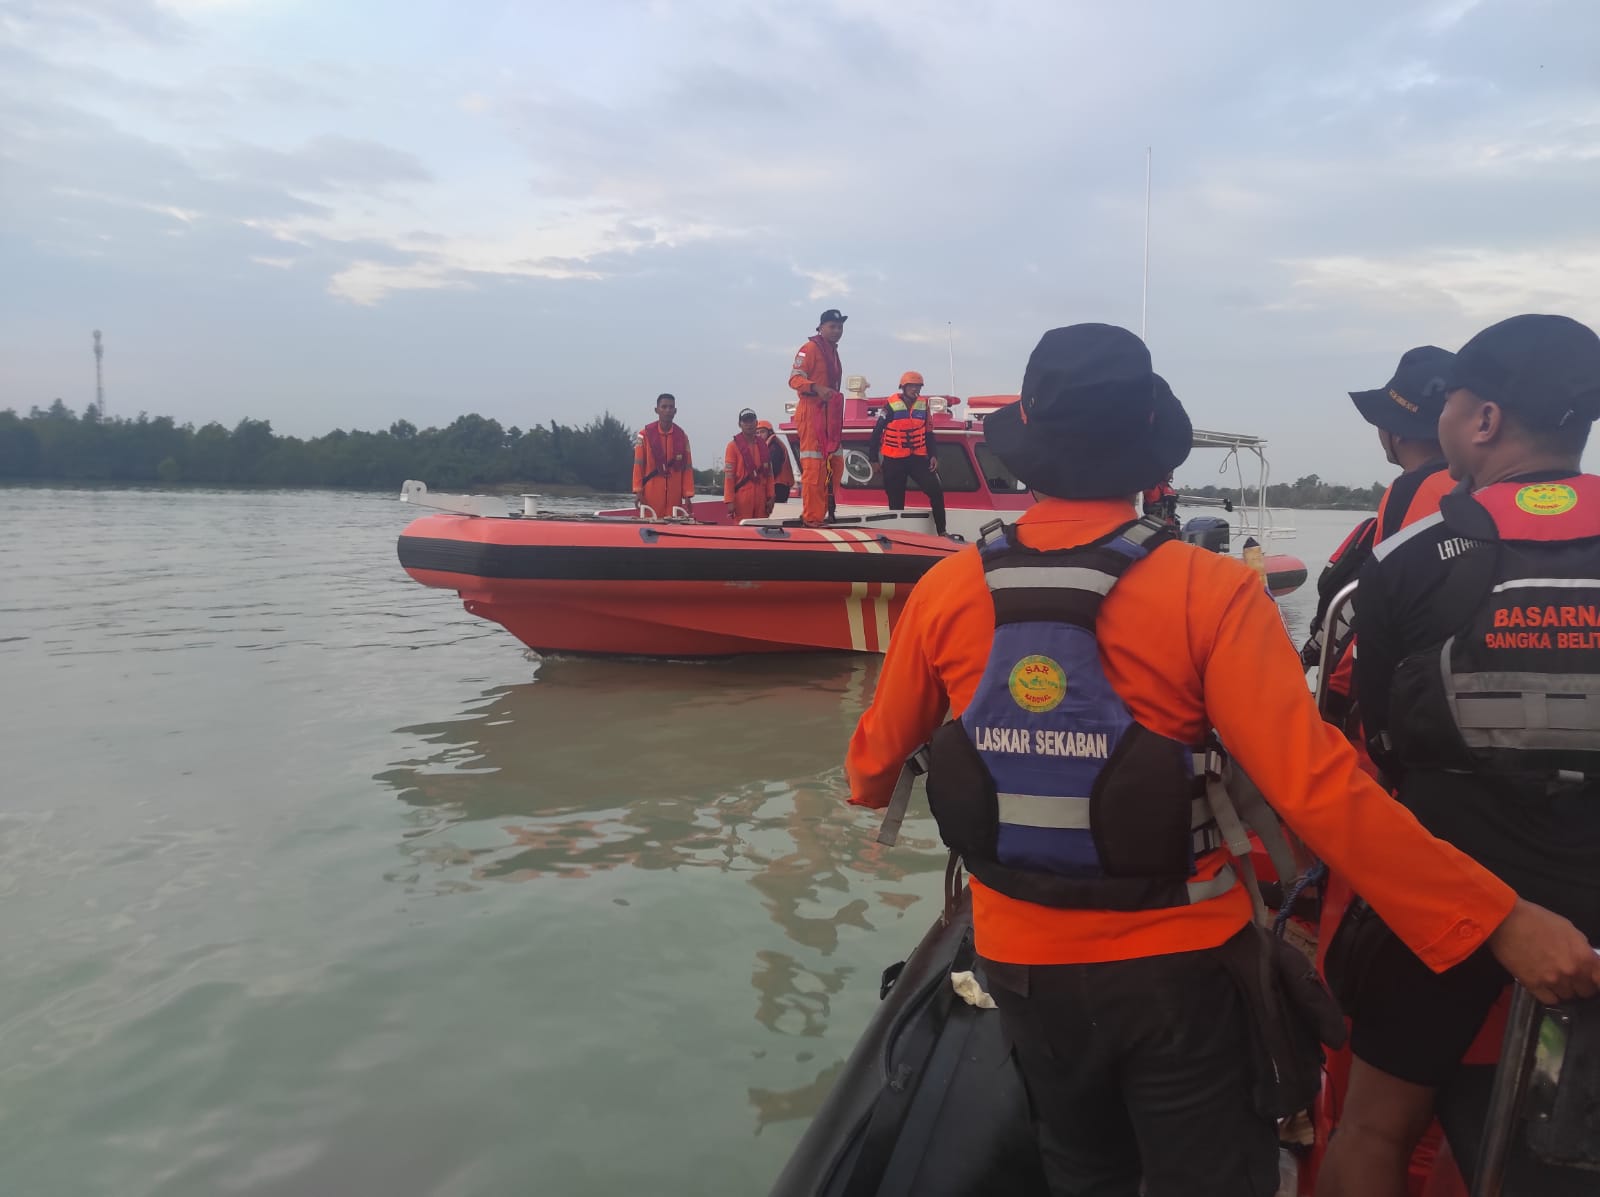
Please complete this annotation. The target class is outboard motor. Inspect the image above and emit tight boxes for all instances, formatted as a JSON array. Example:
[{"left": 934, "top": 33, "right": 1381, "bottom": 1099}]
[{"left": 1182, "top": 516, "right": 1231, "bottom": 555}]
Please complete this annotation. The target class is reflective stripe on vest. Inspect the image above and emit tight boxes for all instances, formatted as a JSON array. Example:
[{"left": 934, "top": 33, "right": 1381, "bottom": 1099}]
[{"left": 880, "top": 397, "right": 929, "bottom": 458}]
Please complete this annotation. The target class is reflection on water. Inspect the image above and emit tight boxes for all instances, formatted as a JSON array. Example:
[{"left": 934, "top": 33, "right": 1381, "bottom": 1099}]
[{"left": 374, "top": 653, "right": 949, "bottom": 1133}]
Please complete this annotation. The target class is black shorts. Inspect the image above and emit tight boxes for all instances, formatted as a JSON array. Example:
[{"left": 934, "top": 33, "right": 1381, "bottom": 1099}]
[{"left": 1325, "top": 902, "right": 1509, "bottom": 1087}]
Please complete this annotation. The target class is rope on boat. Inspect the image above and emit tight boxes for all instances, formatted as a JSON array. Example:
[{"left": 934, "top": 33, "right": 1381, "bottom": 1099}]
[
  {"left": 1274, "top": 860, "right": 1327, "bottom": 939},
  {"left": 622, "top": 523, "right": 965, "bottom": 554}
]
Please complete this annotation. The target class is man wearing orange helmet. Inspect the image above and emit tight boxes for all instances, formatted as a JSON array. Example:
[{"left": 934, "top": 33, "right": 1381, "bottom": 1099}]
[
  {"left": 755, "top": 419, "right": 795, "bottom": 506},
  {"left": 869, "top": 370, "right": 947, "bottom": 535}
]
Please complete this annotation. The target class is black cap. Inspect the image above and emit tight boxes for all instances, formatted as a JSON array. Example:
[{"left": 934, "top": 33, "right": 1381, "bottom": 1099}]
[
  {"left": 817, "top": 309, "right": 847, "bottom": 327},
  {"left": 1446, "top": 314, "right": 1600, "bottom": 429},
  {"left": 1348, "top": 346, "right": 1455, "bottom": 440},
  {"left": 738, "top": 407, "right": 757, "bottom": 421},
  {"left": 983, "top": 324, "right": 1191, "bottom": 499}
]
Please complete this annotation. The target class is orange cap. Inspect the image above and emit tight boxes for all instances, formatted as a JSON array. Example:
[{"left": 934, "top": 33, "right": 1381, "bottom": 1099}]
[
  {"left": 899, "top": 371, "right": 925, "bottom": 388},
  {"left": 755, "top": 419, "right": 774, "bottom": 432}
]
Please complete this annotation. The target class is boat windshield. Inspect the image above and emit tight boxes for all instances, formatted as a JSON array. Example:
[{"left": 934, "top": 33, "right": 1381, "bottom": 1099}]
[
  {"left": 974, "top": 443, "right": 1028, "bottom": 494},
  {"left": 839, "top": 442, "right": 981, "bottom": 492}
]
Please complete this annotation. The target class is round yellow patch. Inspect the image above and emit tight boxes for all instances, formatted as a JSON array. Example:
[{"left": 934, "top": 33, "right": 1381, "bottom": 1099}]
[
  {"left": 1514, "top": 483, "right": 1578, "bottom": 516},
  {"left": 1009, "top": 655, "right": 1067, "bottom": 713}
]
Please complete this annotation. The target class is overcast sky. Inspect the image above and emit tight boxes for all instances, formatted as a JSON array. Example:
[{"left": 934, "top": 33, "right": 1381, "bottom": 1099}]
[{"left": 3, "top": 0, "right": 1597, "bottom": 486}]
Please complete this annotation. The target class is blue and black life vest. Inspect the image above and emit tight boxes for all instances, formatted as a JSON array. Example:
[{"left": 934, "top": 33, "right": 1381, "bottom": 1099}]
[
  {"left": 1389, "top": 475, "right": 1600, "bottom": 783},
  {"left": 926, "top": 518, "right": 1234, "bottom": 911}
]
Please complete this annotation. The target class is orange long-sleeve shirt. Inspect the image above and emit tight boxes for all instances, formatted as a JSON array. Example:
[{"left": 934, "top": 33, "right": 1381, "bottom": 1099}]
[{"left": 845, "top": 497, "right": 1515, "bottom": 968}]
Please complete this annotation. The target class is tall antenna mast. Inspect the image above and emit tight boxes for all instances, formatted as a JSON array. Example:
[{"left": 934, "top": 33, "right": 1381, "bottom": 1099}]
[
  {"left": 93, "top": 330, "right": 105, "bottom": 417},
  {"left": 1141, "top": 147, "right": 1151, "bottom": 341},
  {"left": 946, "top": 321, "right": 956, "bottom": 397}
]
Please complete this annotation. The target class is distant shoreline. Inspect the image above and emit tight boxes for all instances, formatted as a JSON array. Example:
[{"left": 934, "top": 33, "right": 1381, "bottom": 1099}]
[{"left": 0, "top": 477, "right": 1383, "bottom": 513}]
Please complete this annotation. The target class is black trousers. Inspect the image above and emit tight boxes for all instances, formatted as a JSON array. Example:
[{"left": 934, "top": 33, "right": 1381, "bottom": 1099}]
[
  {"left": 773, "top": 482, "right": 791, "bottom": 504},
  {"left": 982, "top": 947, "right": 1280, "bottom": 1197},
  {"left": 880, "top": 455, "right": 947, "bottom": 534}
]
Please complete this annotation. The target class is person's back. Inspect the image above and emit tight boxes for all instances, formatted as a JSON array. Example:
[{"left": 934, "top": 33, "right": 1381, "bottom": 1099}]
[
  {"left": 846, "top": 323, "right": 1600, "bottom": 1197},
  {"left": 1322, "top": 314, "right": 1600, "bottom": 1197}
]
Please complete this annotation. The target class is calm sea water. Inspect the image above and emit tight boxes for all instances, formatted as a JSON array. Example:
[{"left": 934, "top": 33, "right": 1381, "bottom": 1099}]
[{"left": 0, "top": 487, "right": 1356, "bottom": 1196}]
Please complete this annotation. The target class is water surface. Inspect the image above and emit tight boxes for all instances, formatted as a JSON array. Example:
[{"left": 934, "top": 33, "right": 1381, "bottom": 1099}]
[{"left": 0, "top": 487, "right": 1355, "bottom": 1195}]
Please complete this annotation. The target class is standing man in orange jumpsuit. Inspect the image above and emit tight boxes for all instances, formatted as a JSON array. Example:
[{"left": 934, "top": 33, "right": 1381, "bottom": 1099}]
[
  {"left": 844, "top": 323, "right": 1600, "bottom": 1196},
  {"left": 632, "top": 392, "right": 695, "bottom": 518},
  {"left": 756, "top": 419, "right": 795, "bottom": 505},
  {"left": 789, "top": 309, "right": 847, "bottom": 526},
  {"left": 724, "top": 407, "right": 774, "bottom": 521}
]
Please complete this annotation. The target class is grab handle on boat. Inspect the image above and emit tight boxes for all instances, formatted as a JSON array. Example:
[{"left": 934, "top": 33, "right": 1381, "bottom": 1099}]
[
  {"left": 670, "top": 505, "right": 691, "bottom": 519},
  {"left": 637, "top": 503, "right": 659, "bottom": 520},
  {"left": 1314, "top": 580, "right": 1359, "bottom": 720}
]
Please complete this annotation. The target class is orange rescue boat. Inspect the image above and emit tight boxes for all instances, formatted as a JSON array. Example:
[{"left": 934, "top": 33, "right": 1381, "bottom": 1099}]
[{"left": 398, "top": 505, "right": 959, "bottom": 656}]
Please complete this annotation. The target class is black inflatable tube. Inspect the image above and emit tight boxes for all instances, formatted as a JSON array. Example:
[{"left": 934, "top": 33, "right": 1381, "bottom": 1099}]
[{"left": 768, "top": 890, "right": 1049, "bottom": 1197}]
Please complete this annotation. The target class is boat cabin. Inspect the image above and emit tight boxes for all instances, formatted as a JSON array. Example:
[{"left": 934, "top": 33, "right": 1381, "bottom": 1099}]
[{"left": 777, "top": 378, "right": 1033, "bottom": 520}]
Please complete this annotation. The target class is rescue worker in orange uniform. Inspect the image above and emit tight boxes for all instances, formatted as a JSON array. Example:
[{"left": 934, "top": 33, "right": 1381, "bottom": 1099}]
[
  {"left": 632, "top": 392, "right": 695, "bottom": 518},
  {"left": 868, "top": 371, "right": 948, "bottom": 535},
  {"left": 844, "top": 323, "right": 1600, "bottom": 1197},
  {"left": 724, "top": 407, "right": 775, "bottom": 521},
  {"left": 789, "top": 309, "right": 847, "bottom": 526},
  {"left": 1140, "top": 472, "right": 1179, "bottom": 528},
  {"left": 757, "top": 419, "right": 795, "bottom": 505},
  {"left": 1320, "top": 315, "right": 1600, "bottom": 1197}
]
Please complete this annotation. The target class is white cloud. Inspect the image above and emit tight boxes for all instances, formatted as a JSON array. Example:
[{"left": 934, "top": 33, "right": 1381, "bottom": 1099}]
[
  {"left": 326, "top": 260, "right": 475, "bottom": 306},
  {"left": 792, "top": 266, "right": 851, "bottom": 302},
  {"left": 893, "top": 326, "right": 958, "bottom": 346},
  {"left": 1420, "top": 0, "right": 1484, "bottom": 34},
  {"left": 1284, "top": 244, "right": 1600, "bottom": 323}
]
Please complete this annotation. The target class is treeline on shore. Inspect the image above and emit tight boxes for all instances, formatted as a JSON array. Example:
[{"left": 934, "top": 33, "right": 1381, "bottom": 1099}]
[
  {"left": 2, "top": 401, "right": 1387, "bottom": 506},
  {"left": 1185, "top": 477, "right": 1387, "bottom": 511},
  {"left": 0, "top": 401, "right": 723, "bottom": 492}
]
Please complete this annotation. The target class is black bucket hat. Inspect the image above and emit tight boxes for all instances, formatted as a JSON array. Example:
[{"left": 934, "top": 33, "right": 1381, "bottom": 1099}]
[
  {"left": 984, "top": 324, "right": 1192, "bottom": 499},
  {"left": 1349, "top": 346, "right": 1455, "bottom": 440},
  {"left": 1446, "top": 314, "right": 1600, "bottom": 429}
]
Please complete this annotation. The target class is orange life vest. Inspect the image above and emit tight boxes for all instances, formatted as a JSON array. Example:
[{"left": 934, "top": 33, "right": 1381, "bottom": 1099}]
[
  {"left": 763, "top": 434, "right": 794, "bottom": 487},
  {"left": 880, "top": 396, "right": 929, "bottom": 458},
  {"left": 728, "top": 432, "right": 769, "bottom": 489},
  {"left": 640, "top": 424, "right": 689, "bottom": 481}
]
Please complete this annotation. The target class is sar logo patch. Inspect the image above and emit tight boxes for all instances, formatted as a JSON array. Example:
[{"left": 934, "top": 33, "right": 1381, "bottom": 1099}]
[
  {"left": 1008, "top": 655, "right": 1066, "bottom": 713},
  {"left": 1515, "top": 483, "right": 1578, "bottom": 516}
]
